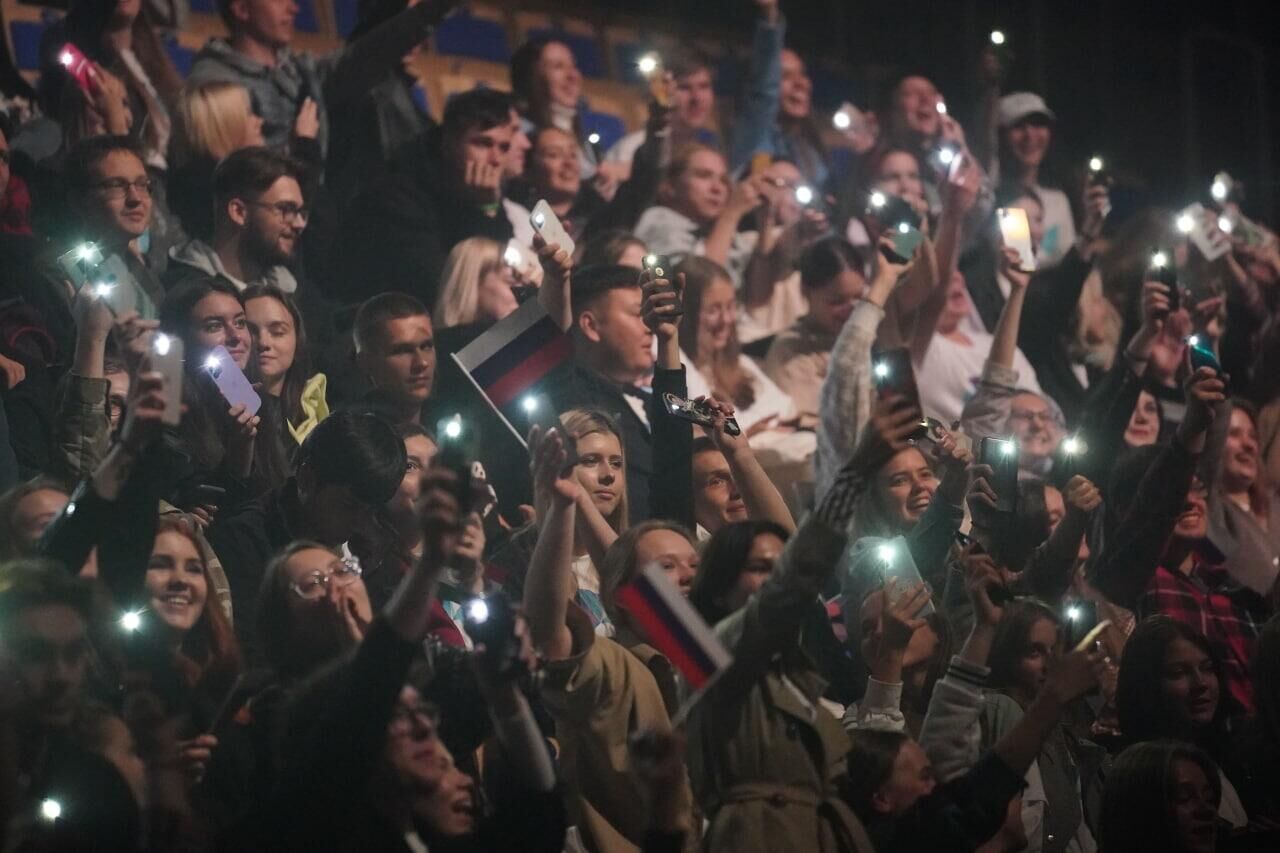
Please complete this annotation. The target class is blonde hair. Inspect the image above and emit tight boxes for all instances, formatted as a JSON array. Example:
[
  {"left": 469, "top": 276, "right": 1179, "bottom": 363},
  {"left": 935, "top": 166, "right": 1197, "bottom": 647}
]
[
  {"left": 174, "top": 81, "right": 255, "bottom": 164},
  {"left": 435, "top": 237, "right": 507, "bottom": 327},
  {"left": 561, "top": 408, "right": 629, "bottom": 533}
]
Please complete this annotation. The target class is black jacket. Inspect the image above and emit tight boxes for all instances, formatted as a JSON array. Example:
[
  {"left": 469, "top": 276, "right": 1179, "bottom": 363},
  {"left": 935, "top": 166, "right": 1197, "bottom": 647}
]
[{"left": 330, "top": 131, "right": 514, "bottom": 308}]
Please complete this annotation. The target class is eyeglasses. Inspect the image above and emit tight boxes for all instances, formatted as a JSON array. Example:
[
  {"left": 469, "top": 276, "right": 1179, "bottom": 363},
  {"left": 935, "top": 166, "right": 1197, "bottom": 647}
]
[
  {"left": 1010, "top": 408, "right": 1063, "bottom": 426},
  {"left": 251, "top": 201, "right": 309, "bottom": 224},
  {"left": 388, "top": 700, "right": 440, "bottom": 737},
  {"left": 289, "top": 556, "right": 363, "bottom": 600},
  {"left": 93, "top": 177, "right": 153, "bottom": 199}
]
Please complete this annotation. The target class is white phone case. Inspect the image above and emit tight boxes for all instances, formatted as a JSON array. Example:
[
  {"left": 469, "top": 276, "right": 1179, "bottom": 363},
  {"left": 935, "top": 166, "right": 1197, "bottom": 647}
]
[
  {"left": 530, "top": 199, "right": 576, "bottom": 258},
  {"left": 205, "top": 345, "right": 262, "bottom": 416},
  {"left": 1180, "top": 204, "right": 1231, "bottom": 262},
  {"left": 151, "top": 334, "right": 184, "bottom": 427},
  {"left": 997, "top": 207, "right": 1037, "bottom": 272}
]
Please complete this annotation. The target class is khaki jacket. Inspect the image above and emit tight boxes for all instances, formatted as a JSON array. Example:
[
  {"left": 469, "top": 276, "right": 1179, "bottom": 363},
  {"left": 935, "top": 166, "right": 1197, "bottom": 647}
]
[
  {"left": 687, "top": 518, "right": 875, "bottom": 853},
  {"left": 540, "top": 606, "right": 696, "bottom": 853}
]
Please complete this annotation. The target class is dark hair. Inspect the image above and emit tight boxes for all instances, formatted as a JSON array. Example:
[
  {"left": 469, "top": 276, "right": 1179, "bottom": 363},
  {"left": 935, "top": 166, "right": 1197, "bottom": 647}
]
[
  {"left": 353, "top": 292, "right": 430, "bottom": 354},
  {"left": 0, "top": 562, "right": 93, "bottom": 629},
  {"left": 844, "top": 729, "right": 912, "bottom": 822},
  {"left": 255, "top": 540, "right": 349, "bottom": 679},
  {"left": 676, "top": 257, "right": 755, "bottom": 409},
  {"left": 243, "top": 285, "right": 311, "bottom": 426},
  {"left": 1105, "top": 444, "right": 1163, "bottom": 543},
  {"left": 212, "top": 146, "right": 303, "bottom": 208},
  {"left": 295, "top": 410, "right": 406, "bottom": 505},
  {"left": 1099, "top": 740, "right": 1221, "bottom": 853},
  {"left": 799, "top": 237, "right": 867, "bottom": 291},
  {"left": 64, "top": 134, "right": 144, "bottom": 190},
  {"left": 569, "top": 264, "right": 642, "bottom": 318},
  {"left": 987, "top": 598, "right": 1061, "bottom": 696},
  {"left": 441, "top": 87, "right": 514, "bottom": 141},
  {"left": 510, "top": 36, "right": 571, "bottom": 129},
  {"left": 0, "top": 476, "right": 71, "bottom": 560},
  {"left": 576, "top": 229, "right": 646, "bottom": 268},
  {"left": 158, "top": 277, "right": 247, "bottom": 474},
  {"left": 666, "top": 46, "right": 714, "bottom": 82},
  {"left": 1254, "top": 614, "right": 1280, "bottom": 749},
  {"left": 982, "top": 480, "right": 1052, "bottom": 571},
  {"left": 691, "top": 520, "right": 791, "bottom": 625},
  {"left": 1117, "top": 616, "right": 1234, "bottom": 747},
  {"left": 394, "top": 421, "right": 436, "bottom": 444}
]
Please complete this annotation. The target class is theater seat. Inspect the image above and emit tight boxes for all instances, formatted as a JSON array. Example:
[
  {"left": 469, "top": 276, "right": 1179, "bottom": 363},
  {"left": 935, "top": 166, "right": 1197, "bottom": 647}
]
[
  {"left": 332, "top": 0, "right": 358, "bottom": 38},
  {"left": 581, "top": 109, "right": 627, "bottom": 153},
  {"left": 435, "top": 8, "right": 510, "bottom": 63},
  {"left": 294, "top": 0, "right": 319, "bottom": 34},
  {"left": 164, "top": 36, "right": 195, "bottom": 76}
]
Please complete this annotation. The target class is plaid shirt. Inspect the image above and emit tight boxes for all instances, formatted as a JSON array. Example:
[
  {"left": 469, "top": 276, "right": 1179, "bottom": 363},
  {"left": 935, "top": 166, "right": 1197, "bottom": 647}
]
[{"left": 1136, "top": 555, "right": 1262, "bottom": 712}]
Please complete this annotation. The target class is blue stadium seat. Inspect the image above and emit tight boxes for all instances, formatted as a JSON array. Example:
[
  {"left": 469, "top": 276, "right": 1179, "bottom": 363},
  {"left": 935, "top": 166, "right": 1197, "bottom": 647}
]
[
  {"left": 9, "top": 20, "right": 45, "bottom": 71},
  {"left": 165, "top": 38, "right": 196, "bottom": 76},
  {"left": 528, "top": 28, "right": 602, "bottom": 79},
  {"left": 714, "top": 55, "right": 743, "bottom": 97},
  {"left": 809, "top": 66, "right": 853, "bottom": 112},
  {"left": 581, "top": 109, "right": 627, "bottom": 152},
  {"left": 294, "top": 0, "right": 318, "bottom": 34},
  {"left": 189, "top": 0, "right": 216, "bottom": 13},
  {"left": 332, "top": 0, "right": 358, "bottom": 38},
  {"left": 435, "top": 11, "right": 510, "bottom": 63}
]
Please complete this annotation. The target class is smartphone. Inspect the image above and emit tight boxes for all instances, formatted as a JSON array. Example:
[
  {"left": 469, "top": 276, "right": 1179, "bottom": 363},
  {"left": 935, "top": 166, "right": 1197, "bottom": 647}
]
[
  {"left": 871, "top": 347, "right": 921, "bottom": 406},
  {"left": 1073, "top": 619, "right": 1112, "bottom": 654},
  {"left": 177, "top": 483, "right": 227, "bottom": 509},
  {"left": 866, "top": 193, "right": 923, "bottom": 263},
  {"left": 57, "top": 43, "right": 94, "bottom": 94},
  {"left": 203, "top": 345, "right": 261, "bottom": 415},
  {"left": 150, "top": 333, "right": 184, "bottom": 426},
  {"left": 663, "top": 392, "right": 742, "bottom": 437},
  {"left": 462, "top": 592, "right": 523, "bottom": 676},
  {"left": 525, "top": 394, "right": 579, "bottom": 469},
  {"left": 435, "top": 441, "right": 476, "bottom": 515},
  {"left": 1178, "top": 203, "right": 1231, "bottom": 262},
  {"left": 56, "top": 242, "right": 104, "bottom": 291},
  {"left": 997, "top": 207, "right": 1037, "bottom": 272},
  {"left": 1187, "top": 338, "right": 1222, "bottom": 374},
  {"left": 833, "top": 102, "right": 870, "bottom": 137},
  {"left": 874, "top": 536, "right": 936, "bottom": 618},
  {"left": 749, "top": 152, "right": 773, "bottom": 178},
  {"left": 530, "top": 200, "right": 575, "bottom": 258},
  {"left": 1087, "top": 156, "right": 1112, "bottom": 188},
  {"left": 978, "top": 436, "right": 1019, "bottom": 514}
]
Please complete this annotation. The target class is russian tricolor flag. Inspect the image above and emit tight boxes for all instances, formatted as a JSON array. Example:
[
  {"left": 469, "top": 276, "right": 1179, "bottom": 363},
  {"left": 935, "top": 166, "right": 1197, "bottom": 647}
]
[
  {"left": 617, "top": 564, "right": 733, "bottom": 693},
  {"left": 451, "top": 298, "right": 573, "bottom": 443}
]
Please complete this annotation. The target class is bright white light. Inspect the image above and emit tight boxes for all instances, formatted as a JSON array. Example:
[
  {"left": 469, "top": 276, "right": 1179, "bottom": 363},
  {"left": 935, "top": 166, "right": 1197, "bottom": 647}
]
[
  {"left": 873, "top": 362, "right": 890, "bottom": 378},
  {"left": 120, "top": 610, "right": 143, "bottom": 632},
  {"left": 532, "top": 212, "right": 545, "bottom": 227},
  {"left": 869, "top": 191, "right": 886, "bottom": 208},
  {"left": 444, "top": 418, "right": 462, "bottom": 439},
  {"left": 936, "top": 101, "right": 948, "bottom": 115},
  {"left": 153, "top": 333, "right": 171, "bottom": 356},
  {"left": 467, "top": 599, "right": 490, "bottom": 623},
  {"left": 897, "top": 222, "right": 910, "bottom": 234},
  {"left": 637, "top": 54, "right": 659, "bottom": 76},
  {"left": 876, "top": 544, "right": 896, "bottom": 563},
  {"left": 938, "top": 147, "right": 956, "bottom": 166},
  {"left": 77, "top": 244, "right": 94, "bottom": 261},
  {"left": 1066, "top": 606, "right": 1081, "bottom": 621},
  {"left": 990, "top": 30, "right": 1006, "bottom": 45},
  {"left": 833, "top": 110, "right": 851, "bottom": 130},
  {"left": 1150, "top": 251, "right": 1168, "bottom": 268},
  {"left": 59, "top": 50, "right": 74, "bottom": 68},
  {"left": 1062, "top": 437, "right": 1081, "bottom": 455},
  {"left": 587, "top": 132, "right": 601, "bottom": 145},
  {"left": 65, "top": 500, "right": 76, "bottom": 516},
  {"left": 40, "top": 798, "right": 62, "bottom": 821},
  {"left": 1176, "top": 213, "right": 1195, "bottom": 234},
  {"left": 644, "top": 253, "right": 659, "bottom": 267},
  {"left": 204, "top": 354, "right": 221, "bottom": 371},
  {"left": 1210, "top": 179, "right": 1228, "bottom": 202},
  {"left": 503, "top": 245, "right": 522, "bottom": 266},
  {"left": 1088, "top": 156, "right": 1104, "bottom": 173},
  {"left": 795, "top": 185, "right": 815, "bottom": 205},
  {"left": 1217, "top": 215, "right": 1234, "bottom": 234},
  {"left": 1000, "top": 440, "right": 1017, "bottom": 456},
  {"left": 1188, "top": 334, "right": 1201, "bottom": 348},
  {"left": 522, "top": 396, "right": 538, "bottom": 414},
  {"left": 93, "top": 283, "right": 114, "bottom": 298}
]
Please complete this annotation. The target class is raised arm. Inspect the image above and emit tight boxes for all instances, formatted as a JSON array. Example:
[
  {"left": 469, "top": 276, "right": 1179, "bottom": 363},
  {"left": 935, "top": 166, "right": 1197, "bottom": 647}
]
[
  {"left": 728, "top": 0, "right": 784, "bottom": 173},
  {"left": 1023, "top": 475, "right": 1101, "bottom": 604},
  {"left": 643, "top": 272, "right": 695, "bottom": 528},
  {"left": 702, "top": 397, "right": 795, "bottom": 533},
  {"left": 523, "top": 428, "right": 580, "bottom": 661},
  {"left": 991, "top": 246, "right": 1031, "bottom": 371},
  {"left": 703, "top": 178, "right": 761, "bottom": 270},
  {"left": 534, "top": 235, "right": 574, "bottom": 332}
]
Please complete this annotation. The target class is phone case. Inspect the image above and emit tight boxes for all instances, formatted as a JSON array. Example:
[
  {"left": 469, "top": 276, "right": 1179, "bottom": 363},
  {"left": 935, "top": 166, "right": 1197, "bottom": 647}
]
[
  {"left": 979, "top": 437, "right": 1019, "bottom": 514},
  {"left": 530, "top": 200, "right": 576, "bottom": 258},
  {"left": 58, "top": 43, "right": 94, "bottom": 93},
  {"left": 205, "top": 346, "right": 262, "bottom": 415},
  {"left": 1180, "top": 204, "right": 1231, "bottom": 262},
  {"left": 889, "top": 225, "right": 924, "bottom": 262},
  {"left": 151, "top": 335, "right": 184, "bottom": 427},
  {"left": 527, "top": 395, "right": 579, "bottom": 468},
  {"left": 663, "top": 393, "right": 742, "bottom": 436},
  {"left": 997, "top": 207, "right": 1037, "bottom": 272},
  {"left": 56, "top": 243, "right": 103, "bottom": 291},
  {"left": 876, "top": 536, "right": 936, "bottom": 617}
]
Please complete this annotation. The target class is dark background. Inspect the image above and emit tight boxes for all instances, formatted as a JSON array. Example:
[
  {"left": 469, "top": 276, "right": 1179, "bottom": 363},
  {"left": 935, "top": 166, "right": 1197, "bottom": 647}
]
[{"left": 570, "top": 0, "right": 1280, "bottom": 223}]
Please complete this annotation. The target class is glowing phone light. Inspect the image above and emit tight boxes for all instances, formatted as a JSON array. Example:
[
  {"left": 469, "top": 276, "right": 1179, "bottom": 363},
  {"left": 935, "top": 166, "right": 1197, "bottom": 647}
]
[
  {"left": 938, "top": 147, "right": 956, "bottom": 166},
  {"left": 153, "top": 333, "right": 171, "bottom": 356},
  {"left": 1187, "top": 334, "right": 1201, "bottom": 348},
  {"left": 1210, "top": 179, "right": 1228, "bottom": 202},
  {"left": 1176, "top": 213, "right": 1195, "bottom": 234},
  {"left": 936, "top": 101, "right": 948, "bottom": 115},
  {"left": 587, "top": 132, "right": 601, "bottom": 145},
  {"left": 1062, "top": 436, "right": 1083, "bottom": 455},
  {"left": 40, "top": 799, "right": 62, "bottom": 821},
  {"left": 503, "top": 245, "right": 522, "bottom": 266},
  {"left": 1088, "top": 156, "right": 1104, "bottom": 173},
  {"left": 59, "top": 50, "right": 74, "bottom": 67},
  {"left": 467, "top": 599, "right": 490, "bottom": 623},
  {"left": 869, "top": 191, "right": 887, "bottom": 208},
  {"left": 990, "top": 30, "right": 1006, "bottom": 45},
  {"left": 77, "top": 244, "right": 95, "bottom": 261},
  {"left": 1217, "top": 215, "right": 1234, "bottom": 234},
  {"left": 1066, "top": 606, "right": 1081, "bottom": 621},
  {"left": 522, "top": 396, "right": 538, "bottom": 414},
  {"left": 833, "top": 110, "right": 851, "bottom": 130},
  {"left": 873, "top": 362, "right": 890, "bottom": 378},
  {"left": 204, "top": 354, "right": 221, "bottom": 371},
  {"left": 897, "top": 222, "right": 910, "bottom": 234},
  {"left": 1150, "top": 251, "right": 1168, "bottom": 268},
  {"left": 120, "top": 610, "right": 143, "bottom": 632},
  {"left": 877, "top": 544, "right": 896, "bottom": 563},
  {"left": 444, "top": 417, "right": 463, "bottom": 439},
  {"left": 637, "top": 54, "right": 659, "bottom": 76},
  {"left": 1000, "top": 440, "right": 1017, "bottom": 456},
  {"left": 795, "top": 185, "right": 814, "bottom": 205}
]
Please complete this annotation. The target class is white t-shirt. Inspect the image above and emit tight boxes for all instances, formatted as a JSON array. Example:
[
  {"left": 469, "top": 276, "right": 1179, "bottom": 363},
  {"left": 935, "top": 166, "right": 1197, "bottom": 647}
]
[
  {"left": 605, "top": 129, "right": 646, "bottom": 165},
  {"left": 1029, "top": 184, "right": 1077, "bottom": 268},
  {"left": 917, "top": 331, "right": 1043, "bottom": 425}
]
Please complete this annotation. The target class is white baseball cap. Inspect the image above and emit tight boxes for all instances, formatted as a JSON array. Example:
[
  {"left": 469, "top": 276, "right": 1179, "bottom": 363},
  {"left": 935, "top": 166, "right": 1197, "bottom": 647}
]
[{"left": 998, "top": 92, "right": 1056, "bottom": 127}]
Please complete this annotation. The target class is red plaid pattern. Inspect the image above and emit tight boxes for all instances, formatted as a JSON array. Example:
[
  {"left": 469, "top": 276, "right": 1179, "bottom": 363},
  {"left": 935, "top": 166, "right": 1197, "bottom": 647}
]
[{"left": 1136, "top": 557, "right": 1261, "bottom": 713}]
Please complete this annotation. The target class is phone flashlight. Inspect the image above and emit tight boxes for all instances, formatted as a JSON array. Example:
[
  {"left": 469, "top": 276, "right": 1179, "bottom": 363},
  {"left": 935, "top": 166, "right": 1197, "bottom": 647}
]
[
  {"left": 204, "top": 353, "right": 222, "bottom": 371},
  {"left": 990, "top": 29, "right": 1006, "bottom": 45},
  {"left": 936, "top": 101, "right": 948, "bottom": 115},
  {"left": 1088, "top": 156, "right": 1104, "bottom": 173},
  {"left": 795, "top": 185, "right": 815, "bottom": 205},
  {"left": 637, "top": 53, "right": 660, "bottom": 76},
  {"left": 1210, "top": 174, "right": 1230, "bottom": 203},
  {"left": 443, "top": 416, "right": 463, "bottom": 440},
  {"left": 1150, "top": 250, "right": 1169, "bottom": 269},
  {"left": 587, "top": 132, "right": 601, "bottom": 145},
  {"left": 1217, "top": 215, "right": 1234, "bottom": 234},
  {"left": 1187, "top": 334, "right": 1201, "bottom": 348},
  {"left": 77, "top": 243, "right": 97, "bottom": 261},
  {"left": 466, "top": 598, "right": 490, "bottom": 623},
  {"left": 896, "top": 222, "right": 911, "bottom": 234},
  {"left": 1176, "top": 213, "right": 1195, "bottom": 234},
  {"left": 1061, "top": 435, "right": 1087, "bottom": 456},
  {"left": 93, "top": 282, "right": 114, "bottom": 298},
  {"left": 1066, "top": 605, "right": 1081, "bottom": 621},
  {"left": 833, "top": 110, "right": 851, "bottom": 130},
  {"left": 938, "top": 146, "right": 957, "bottom": 166},
  {"left": 877, "top": 543, "right": 896, "bottom": 563},
  {"left": 153, "top": 333, "right": 171, "bottom": 356},
  {"left": 1000, "top": 440, "right": 1017, "bottom": 456},
  {"left": 120, "top": 609, "right": 144, "bottom": 632},
  {"left": 59, "top": 50, "right": 74, "bottom": 67},
  {"left": 873, "top": 361, "right": 891, "bottom": 379},
  {"left": 869, "top": 191, "right": 887, "bottom": 209},
  {"left": 503, "top": 244, "right": 522, "bottom": 267},
  {"left": 532, "top": 211, "right": 545, "bottom": 227},
  {"left": 522, "top": 395, "right": 538, "bottom": 414},
  {"left": 40, "top": 798, "right": 62, "bottom": 822}
]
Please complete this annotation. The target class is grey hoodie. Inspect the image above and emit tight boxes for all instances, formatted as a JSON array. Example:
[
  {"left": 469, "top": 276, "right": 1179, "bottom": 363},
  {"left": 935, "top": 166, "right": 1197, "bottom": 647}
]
[{"left": 168, "top": 237, "right": 298, "bottom": 293}]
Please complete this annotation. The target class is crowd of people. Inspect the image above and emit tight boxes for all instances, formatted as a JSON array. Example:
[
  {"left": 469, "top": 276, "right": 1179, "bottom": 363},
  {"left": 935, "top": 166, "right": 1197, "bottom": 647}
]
[{"left": 2, "top": 0, "right": 1280, "bottom": 851}]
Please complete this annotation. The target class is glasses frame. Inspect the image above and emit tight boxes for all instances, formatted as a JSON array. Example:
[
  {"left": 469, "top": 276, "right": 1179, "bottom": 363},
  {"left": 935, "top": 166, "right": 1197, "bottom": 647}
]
[{"left": 289, "top": 556, "right": 363, "bottom": 600}]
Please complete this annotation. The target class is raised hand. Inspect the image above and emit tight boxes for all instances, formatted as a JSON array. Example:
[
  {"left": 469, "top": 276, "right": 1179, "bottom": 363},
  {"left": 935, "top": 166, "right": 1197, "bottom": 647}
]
[
  {"left": 1063, "top": 475, "right": 1101, "bottom": 516},
  {"left": 529, "top": 425, "right": 579, "bottom": 522},
  {"left": 1042, "top": 646, "right": 1106, "bottom": 706},
  {"left": 999, "top": 245, "right": 1032, "bottom": 288},
  {"left": 850, "top": 394, "right": 925, "bottom": 471},
  {"left": 641, "top": 273, "right": 684, "bottom": 342},
  {"left": 962, "top": 545, "right": 1005, "bottom": 627},
  {"left": 0, "top": 352, "right": 25, "bottom": 390},
  {"left": 293, "top": 97, "right": 320, "bottom": 140},
  {"left": 119, "top": 366, "right": 168, "bottom": 453},
  {"left": 1178, "top": 366, "right": 1226, "bottom": 447},
  {"left": 419, "top": 465, "right": 466, "bottom": 566},
  {"left": 876, "top": 577, "right": 932, "bottom": 656}
]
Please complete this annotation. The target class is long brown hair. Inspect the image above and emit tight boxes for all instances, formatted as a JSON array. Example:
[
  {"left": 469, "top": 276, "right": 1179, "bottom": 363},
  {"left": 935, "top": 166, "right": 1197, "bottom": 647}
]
[
  {"left": 561, "top": 409, "right": 629, "bottom": 534},
  {"left": 599, "top": 519, "right": 696, "bottom": 624},
  {"left": 676, "top": 256, "right": 756, "bottom": 410},
  {"left": 153, "top": 516, "right": 240, "bottom": 687},
  {"left": 1224, "top": 399, "right": 1272, "bottom": 521}
]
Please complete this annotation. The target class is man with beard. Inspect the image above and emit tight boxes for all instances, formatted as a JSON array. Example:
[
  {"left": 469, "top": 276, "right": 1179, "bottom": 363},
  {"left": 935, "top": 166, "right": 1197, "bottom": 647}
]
[{"left": 165, "top": 147, "right": 307, "bottom": 294}]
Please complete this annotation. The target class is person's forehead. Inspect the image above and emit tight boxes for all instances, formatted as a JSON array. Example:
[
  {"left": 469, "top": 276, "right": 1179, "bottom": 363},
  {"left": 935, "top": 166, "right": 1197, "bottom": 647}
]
[
  {"left": 258, "top": 175, "right": 303, "bottom": 203},
  {"left": 879, "top": 152, "right": 919, "bottom": 174},
  {"left": 195, "top": 291, "right": 245, "bottom": 318},
  {"left": 13, "top": 603, "right": 87, "bottom": 640},
  {"left": 536, "top": 128, "right": 576, "bottom": 151},
  {"left": 17, "top": 488, "right": 69, "bottom": 517},
  {"left": 692, "top": 448, "right": 730, "bottom": 475},
  {"left": 602, "top": 286, "right": 642, "bottom": 311},
  {"left": 689, "top": 150, "right": 725, "bottom": 172},
  {"left": 765, "top": 161, "right": 801, "bottom": 182},
  {"left": 749, "top": 532, "right": 785, "bottom": 557},
  {"left": 382, "top": 314, "right": 433, "bottom": 343},
  {"left": 638, "top": 528, "right": 695, "bottom": 558},
  {"left": 899, "top": 75, "right": 937, "bottom": 96},
  {"left": 92, "top": 150, "right": 146, "bottom": 178},
  {"left": 576, "top": 429, "right": 621, "bottom": 455},
  {"left": 153, "top": 528, "right": 200, "bottom": 560},
  {"left": 780, "top": 49, "right": 805, "bottom": 71},
  {"left": 540, "top": 42, "right": 575, "bottom": 65},
  {"left": 285, "top": 547, "right": 338, "bottom": 577},
  {"left": 1013, "top": 392, "right": 1048, "bottom": 411},
  {"left": 882, "top": 447, "right": 928, "bottom": 476},
  {"left": 246, "top": 295, "right": 291, "bottom": 325}
]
